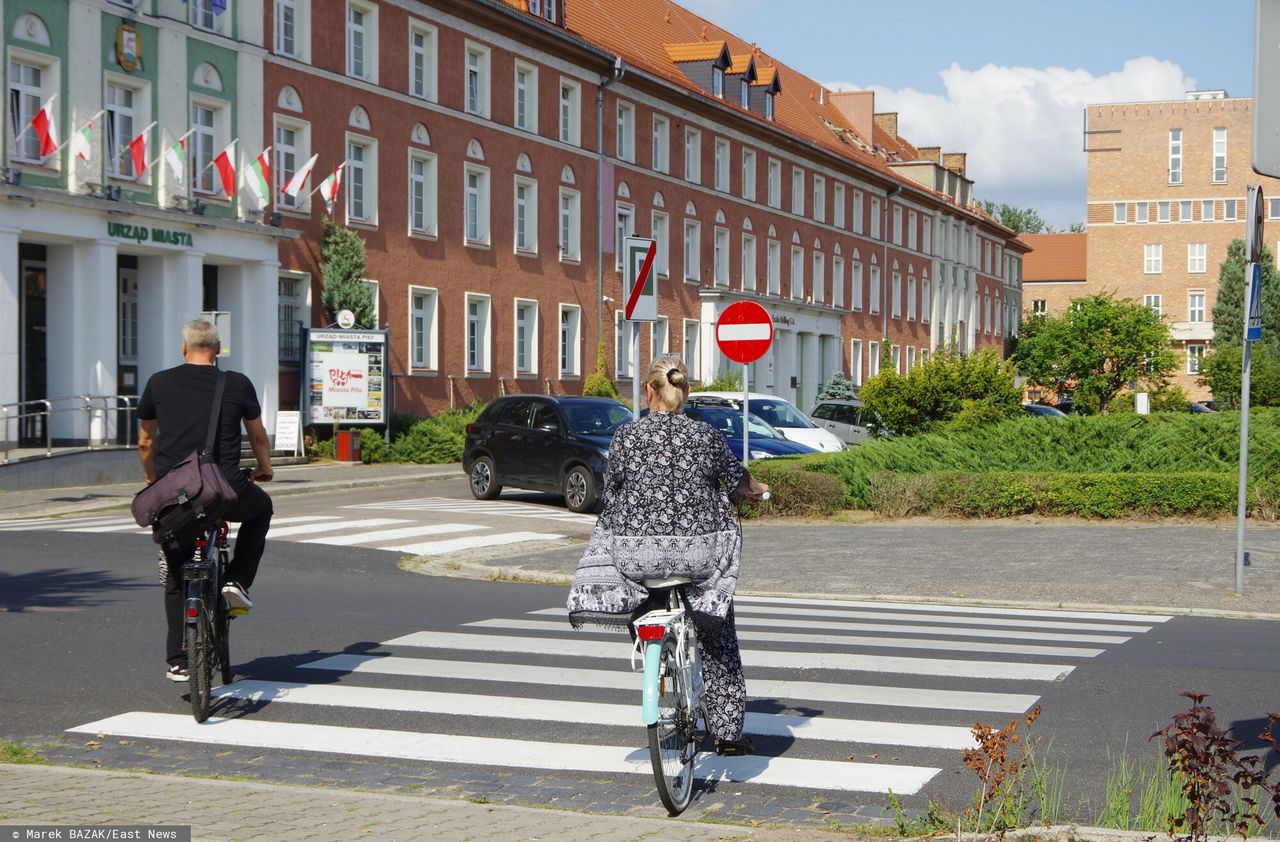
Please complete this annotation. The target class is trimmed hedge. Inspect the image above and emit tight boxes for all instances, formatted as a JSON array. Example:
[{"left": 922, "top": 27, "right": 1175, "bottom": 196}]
[
  {"left": 743, "top": 457, "right": 844, "bottom": 519},
  {"left": 309, "top": 405, "right": 483, "bottom": 465}
]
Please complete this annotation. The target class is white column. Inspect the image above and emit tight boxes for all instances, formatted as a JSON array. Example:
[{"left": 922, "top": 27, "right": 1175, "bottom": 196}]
[
  {"left": 219, "top": 260, "right": 280, "bottom": 436},
  {"left": 0, "top": 227, "right": 19, "bottom": 446},
  {"left": 137, "top": 250, "right": 204, "bottom": 388},
  {"left": 46, "top": 239, "right": 118, "bottom": 443},
  {"left": 800, "top": 331, "right": 820, "bottom": 411}
]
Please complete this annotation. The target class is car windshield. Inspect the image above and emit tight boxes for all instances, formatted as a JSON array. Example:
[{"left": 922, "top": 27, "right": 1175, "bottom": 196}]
[
  {"left": 693, "top": 408, "right": 786, "bottom": 440},
  {"left": 562, "top": 403, "right": 631, "bottom": 436},
  {"left": 747, "top": 399, "right": 816, "bottom": 429}
]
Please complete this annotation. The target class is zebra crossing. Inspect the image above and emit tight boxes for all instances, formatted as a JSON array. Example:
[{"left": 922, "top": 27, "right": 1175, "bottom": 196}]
[
  {"left": 68, "top": 594, "right": 1172, "bottom": 799},
  {"left": 0, "top": 497, "right": 587, "bottom": 557}
]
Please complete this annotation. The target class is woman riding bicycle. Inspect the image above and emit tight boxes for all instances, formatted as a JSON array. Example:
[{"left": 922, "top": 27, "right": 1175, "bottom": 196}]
[{"left": 567, "top": 355, "right": 768, "bottom": 756}]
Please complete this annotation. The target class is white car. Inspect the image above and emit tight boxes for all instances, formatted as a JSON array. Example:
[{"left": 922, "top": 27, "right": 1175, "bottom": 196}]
[{"left": 687, "top": 392, "right": 847, "bottom": 452}]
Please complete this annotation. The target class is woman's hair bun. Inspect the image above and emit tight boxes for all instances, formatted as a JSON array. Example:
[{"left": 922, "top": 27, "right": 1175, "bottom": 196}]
[{"left": 666, "top": 367, "right": 686, "bottom": 387}]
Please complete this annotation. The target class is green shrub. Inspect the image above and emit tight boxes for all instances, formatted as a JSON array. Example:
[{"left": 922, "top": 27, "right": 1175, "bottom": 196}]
[
  {"left": 389, "top": 405, "right": 484, "bottom": 464},
  {"left": 859, "top": 346, "right": 1022, "bottom": 436},
  {"left": 582, "top": 340, "right": 620, "bottom": 398},
  {"left": 740, "top": 457, "right": 844, "bottom": 519},
  {"left": 693, "top": 369, "right": 742, "bottom": 392}
]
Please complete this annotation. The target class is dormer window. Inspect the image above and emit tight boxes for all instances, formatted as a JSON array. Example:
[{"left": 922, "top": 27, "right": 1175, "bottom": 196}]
[
  {"left": 765, "top": 92, "right": 775, "bottom": 121},
  {"left": 712, "top": 67, "right": 724, "bottom": 98},
  {"left": 740, "top": 82, "right": 749, "bottom": 108},
  {"left": 527, "top": 0, "right": 561, "bottom": 26}
]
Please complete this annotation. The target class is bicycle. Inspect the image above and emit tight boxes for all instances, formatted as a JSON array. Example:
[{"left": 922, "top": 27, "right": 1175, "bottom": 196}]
[
  {"left": 634, "top": 575, "right": 706, "bottom": 816},
  {"left": 181, "top": 519, "right": 234, "bottom": 723}
]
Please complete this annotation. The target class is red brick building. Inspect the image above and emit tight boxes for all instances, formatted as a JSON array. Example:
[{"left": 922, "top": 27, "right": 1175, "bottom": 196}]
[{"left": 263, "top": 0, "right": 1028, "bottom": 418}]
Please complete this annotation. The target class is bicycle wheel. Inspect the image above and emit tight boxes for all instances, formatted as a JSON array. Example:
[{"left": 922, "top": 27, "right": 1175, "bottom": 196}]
[
  {"left": 187, "top": 610, "right": 211, "bottom": 723},
  {"left": 647, "top": 635, "right": 696, "bottom": 815}
]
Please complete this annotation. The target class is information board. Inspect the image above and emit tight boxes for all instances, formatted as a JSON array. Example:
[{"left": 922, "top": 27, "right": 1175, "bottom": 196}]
[{"left": 304, "top": 329, "right": 387, "bottom": 424}]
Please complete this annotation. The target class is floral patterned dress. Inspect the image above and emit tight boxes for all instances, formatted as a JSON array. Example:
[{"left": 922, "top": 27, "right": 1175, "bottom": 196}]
[{"left": 566, "top": 410, "right": 747, "bottom": 740}]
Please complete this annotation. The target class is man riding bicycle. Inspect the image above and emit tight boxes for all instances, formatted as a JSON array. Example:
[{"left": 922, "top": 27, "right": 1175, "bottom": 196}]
[{"left": 137, "top": 319, "right": 273, "bottom": 682}]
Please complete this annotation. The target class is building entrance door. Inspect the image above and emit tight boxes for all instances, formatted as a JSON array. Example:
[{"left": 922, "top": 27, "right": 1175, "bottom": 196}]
[
  {"left": 19, "top": 259, "right": 46, "bottom": 445},
  {"left": 117, "top": 263, "right": 139, "bottom": 444}
]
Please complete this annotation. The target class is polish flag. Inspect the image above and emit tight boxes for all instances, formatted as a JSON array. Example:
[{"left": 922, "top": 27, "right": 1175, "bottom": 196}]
[
  {"left": 212, "top": 140, "right": 237, "bottom": 197},
  {"left": 282, "top": 152, "right": 317, "bottom": 199},
  {"left": 128, "top": 130, "right": 149, "bottom": 176},
  {"left": 318, "top": 163, "right": 344, "bottom": 214},
  {"left": 31, "top": 97, "right": 57, "bottom": 158},
  {"left": 247, "top": 147, "right": 271, "bottom": 208}
]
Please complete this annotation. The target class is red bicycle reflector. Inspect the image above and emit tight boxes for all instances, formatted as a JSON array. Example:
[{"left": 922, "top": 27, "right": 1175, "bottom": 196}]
[
  {"left": 465, "top": 423, "right": 475, "bottom": 434},
  {"left": 636, "top": 625, "right": 666, "bottom": 642},
  {"left": 186, "top": 607, "right": 198, "bottom": 618}
]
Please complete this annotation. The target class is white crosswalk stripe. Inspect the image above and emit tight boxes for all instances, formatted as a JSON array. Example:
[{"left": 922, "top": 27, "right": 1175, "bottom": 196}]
[
  {"left": 68, "top": 595, "right": 1163, "bottom": 799},
  {"left": 344, "top": 496, "right": 598, "bottom": 525}
]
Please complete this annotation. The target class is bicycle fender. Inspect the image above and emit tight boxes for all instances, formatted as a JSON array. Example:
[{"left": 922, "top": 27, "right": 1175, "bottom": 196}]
[{"left": 641, "top": 641, "right": 662, "bottom": 725}]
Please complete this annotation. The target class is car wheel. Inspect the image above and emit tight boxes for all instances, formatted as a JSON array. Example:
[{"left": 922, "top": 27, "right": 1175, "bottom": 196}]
[
  {"left": 469, "top": 456, "right": 502, "bottom": 500},
  {"left": 563, "top": 465, "right": 597, "bottom": 513}
]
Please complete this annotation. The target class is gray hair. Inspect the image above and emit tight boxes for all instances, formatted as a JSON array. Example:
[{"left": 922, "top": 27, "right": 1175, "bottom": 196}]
[{"left": 183, "top": 319, "right": 220, "bottom": 351}]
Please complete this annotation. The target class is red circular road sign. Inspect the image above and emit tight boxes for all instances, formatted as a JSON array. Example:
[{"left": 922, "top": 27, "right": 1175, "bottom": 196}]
[{"left": 715, "top": 301, "right": 774, "bottom": 364}]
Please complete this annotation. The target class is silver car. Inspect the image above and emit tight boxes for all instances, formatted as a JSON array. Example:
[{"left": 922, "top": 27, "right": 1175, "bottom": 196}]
[{"left": 809, "top": 399, "right": 870, "bottom": 445}]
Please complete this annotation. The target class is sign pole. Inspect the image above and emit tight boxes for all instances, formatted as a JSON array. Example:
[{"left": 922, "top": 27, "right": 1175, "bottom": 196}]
[
  {"left": 742, "top": 363, "right": 750, "bottom": 468},
  {"left": 632, "top": 322, "right": 641, "bottom": 421},
  {"left": 1236, "top": 262, "right": 1257, "bottom": 597}
]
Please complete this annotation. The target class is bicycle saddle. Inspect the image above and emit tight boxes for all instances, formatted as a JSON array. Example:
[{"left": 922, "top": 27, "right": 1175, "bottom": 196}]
[{"left": 643, "top": 576, "right": 692, "bottom": 588}]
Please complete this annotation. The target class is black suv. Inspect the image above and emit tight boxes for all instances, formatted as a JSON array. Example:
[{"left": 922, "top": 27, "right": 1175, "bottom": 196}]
[{"left": 462, "top": 395, "right": 631, "bottom": 512}]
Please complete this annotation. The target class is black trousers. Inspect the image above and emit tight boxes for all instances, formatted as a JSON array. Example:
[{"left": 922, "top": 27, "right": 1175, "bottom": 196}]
[{"left": 162, "top": 483, "right": 273, "bottom": 666}]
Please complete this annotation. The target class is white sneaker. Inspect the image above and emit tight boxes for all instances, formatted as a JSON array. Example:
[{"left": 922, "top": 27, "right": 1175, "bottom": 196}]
[
  {"left": 166, "top": 665, "right": 190, "bottom": 682},
  {"left": 222, "top": 582, "right": 253, "bottom": 612}
]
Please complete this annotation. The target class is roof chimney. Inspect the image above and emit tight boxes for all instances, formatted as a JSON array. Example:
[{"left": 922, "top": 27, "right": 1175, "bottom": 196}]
[
  {"left": 873, "top": 112, "right": 898, "bottom": 140},
  {"left": 943, "top": 152, "right": 967, "bottom": 177},
  {"left": 828, "top": 90, "right": 875, "bottom": 145},
  {"left": 917, "top": 146, "right": 942, "bottom": 164}
]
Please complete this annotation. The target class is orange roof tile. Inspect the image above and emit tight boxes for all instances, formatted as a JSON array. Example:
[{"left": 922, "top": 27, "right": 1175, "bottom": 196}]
[
  {"left": 664, "top": 41, "right": 729, "bottom": 64},
  {"left": 1021, "top": 233, "right": 1087, "bottom": 282},
  {"left": 728, "top": 53, "right": 756, "bottom": 77}
]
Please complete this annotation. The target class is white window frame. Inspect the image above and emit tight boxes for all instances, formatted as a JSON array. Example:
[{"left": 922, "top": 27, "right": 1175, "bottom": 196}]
[
  {"left": 190, "top": 0, "right": 229, "bottom": 34},
  {"left": 1203, "top": 199, "right": 1215, "bottom": 221},
  {"left": 106, "top": 78, "right": 143, "bottom": 181},
  {"left": 10, "top": 55, "right": 59, "bottom": 166},
  {"left": 559, "top": 78, "right": 581, "bottom": 146},
  {"left": 514, "top": 298, "right": 538, "bottom": 375},
  {"left": 190, "top": 98, "right": 229, "bottom": 196},
  {"left": 791, "top": 168, "right": 804, "bottom": 216},
  {"left": 651, "top": 114, "right": 669, "bottom": 173},
  {"left": 616, "top": 100, "right": 635, "bottom": 162},
  {"left": 1114, "top": 202, "right": 1126, "bottom": 224},
  {"left": 408, "top": 286, "right": 438, "bottom": 371},
  {"left": 1143, "top": 243, "right": 1162, "bottom": 274},
  {"left": 713, "top": 227, "right": 729, "bottom": 286},
  {"left": 1169, "top": 128, "right": 1182, "bottom": 184},
  {"left": 682, "top": 319, "right": 700, "bottom": 377},
  {"left": 892, "top": 344, "right": 901, "bottom": 373},
  {"left": 409, "top": 20, "right": 438, "bottom": 101},
  {"left": 614, "top": 203, "right": 634, "bottom": 270},
  {"left": 811, "top": 251, "right": 825, "bottom": 303},
  {"left": 614, "top": 312, "right": 633, "bottom": 381},
  {"left": 741, "top": 233, "right": 757, "bottom": 292},
  {"left": 1187, "top": 344, "right": 1205, "bottom": 375},
  {"left": 891, "top": 272, "right": 902, "bottom": 318},
  {"left": 714, "top": 137, "right": 730, "bottom": 192},
  {"left": 893, "top": 206, "right": 903, "bottom": 244},
  {"left": 1137, "top": 202, "right": 1150, "bottom": 224},
  {"left": 558, "top": 187, "right": 581, "bottom": 261},
  {"left": 346, "top": 133, "right": 378, "bottom": 225},
  {"left": 870, "top": 197, "right": 881, "bottom": 239},
  {"left": 346, "top": 1, "right": 378, "bottom": 82},
  {"left": 767, "top": 158, "right": 781, "bottom": 208},
  {"left": 1157, "top": 201, "right": 1170, "bottom": 223},
  {"left": 1144, "top": 293, "right": 1162, "bottom": 317},
  {"left": 766, "top": 240, "right": 781, "bottom": 295},
  {"left": 1225, "top": 199, "right": 1239, "bottom": 221},
  {"left": 908, "top": 210, "right": 918, "bottom": 251},
  {"left": 463, "top": 162, "right": 490, "bottom": 245},
  {"left": 275, "top": 0, "right": 305, "bottom": 59},
  {"left": 907, "top": 346, "right": 917, "bottom": 371},
  {"left": 1213, "top": 127, "right": 1227, "bottom": 183},
  {"left": 851, "top": 261, "right": 863, "bottom": 311},
  {"left": 869, "top": 341, "right": 880, "bottom": 376},
  {"left": 1188, "top": 290, "right": 1207, "bottom": 323},
  {"left": 407, "top": 149, "right": 437, "bottom": 236},
  {"left": 833, "top": 183, "right": 845, "bottom": 229},
  {"left": 514, "top": 175, "right": 538, "bottom": 254},
  {"left": 464, "top": 41, "right": 491, "bottom": 118},
  {"left": 790, "top": 246, "right": 804, "bottom": 300},
  {"left": 1187, "top": 242, "right": 1206, "bottom": 273},
  {"left": 465, "top": 293, "right": 491, "bottom": 373},
  {"left": 559, "top": 304, "right": 582, "bottom": 377},
  {"left": 922, "top": 279, "right": 931, "bottom": 323},
  {"left": 907, "top": 276, "right": 917, "bottom": 321},
  {"left": 683, "top": 219, "right": 701, "bottom": 283},
  {"left": 869, "top": 264, "right": 881, "bottom": 314},
  {"left": 853, "top": 190, "right": 864, "bottom": 234},
  {"left": 711, "top": 65, "right": 725, "bottom": 98},
  {"left": 684, "top": 127, "right": 701, "bottom": 183},
  {"left": 274, "top": 115, "right": 312, "bottom": 212},
  {"left": 651, "top": 210, "right": 669, "bottom": 277},
  {"left": 741, "top": 148, "right": 756, "bottom": 201},
  {"left": 1181, "top": 200, "right": 1193, "bottom": 221},
  {"left": 650, "top": 316, "right": 669, "bottom": 360},
  {"left": 278, "top": 273, "right": 309, "bottom": 363},
  {"left": 513, "top": 60, "right": 536, "bottom": 131},
  {"left": 812, "top": 175, "right": 826, "bottom": 223},
  {"left": 850, "top": 339, "right": 863, "bottom": 386}
]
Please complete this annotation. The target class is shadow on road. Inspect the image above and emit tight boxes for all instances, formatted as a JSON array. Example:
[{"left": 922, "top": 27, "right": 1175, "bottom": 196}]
[
  {"left": 1230, "top": 715, "right": 1280, "bottom": 775},
  {"left": 207, "top": 642, "right": 386, "bottom": 720},
  {"left": 0, "top": 567, "right": 149, "bottom": 612}
]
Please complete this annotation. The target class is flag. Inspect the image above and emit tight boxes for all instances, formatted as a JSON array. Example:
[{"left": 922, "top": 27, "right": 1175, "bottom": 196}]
[
  {"left": 31, "top": 97, "right": 57, "bottom": 158},
  {"left": 163, "top": 138, "right": 185, "bottom": 188},
  {"left": 128, "top": 130, "right": 149, "bottom": 176},
  {"left": 318, "top": 164, "right": 343, "bottom": 214},
  {"left": 212, "top": 140, "right": 236, "bottom": 197},
  {"left": 69, "top": 121, "right": 93, "bottom": 162},
  {"left": 282, "top": 152, "right": 317, "bottom": 199},
  {"left": 247, "top": 147, "right": 270, "bottom": 208}
]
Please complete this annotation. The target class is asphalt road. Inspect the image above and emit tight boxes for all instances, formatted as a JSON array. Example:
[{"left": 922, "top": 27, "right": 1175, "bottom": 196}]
[{"left": 4, "top": 485, "right": 1280, "bottom": 830}]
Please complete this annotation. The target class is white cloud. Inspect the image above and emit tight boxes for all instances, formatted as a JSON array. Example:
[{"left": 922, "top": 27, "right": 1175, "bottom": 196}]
[{"left": 828, "top": 58, "right": 1194, "bottom": 227}]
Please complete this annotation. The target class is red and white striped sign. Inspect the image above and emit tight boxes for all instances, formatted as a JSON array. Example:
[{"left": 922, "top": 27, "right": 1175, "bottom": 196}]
[{"left": 715, "top": 301, "right": 774, "bottom": 364}]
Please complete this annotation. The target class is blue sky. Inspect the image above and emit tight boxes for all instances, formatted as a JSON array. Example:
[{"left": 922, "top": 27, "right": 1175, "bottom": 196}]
[{"left": 678, "top": 0, "right": 1255, "bottom": 227}]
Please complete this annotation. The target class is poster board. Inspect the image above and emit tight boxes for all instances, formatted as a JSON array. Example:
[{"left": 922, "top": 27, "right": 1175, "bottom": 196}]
[
  {"left": 274, "top": 410, "right": 302, "bottom": 455},
  {"left": 303, "top": 329, "right": 388, "bottom": 425}
]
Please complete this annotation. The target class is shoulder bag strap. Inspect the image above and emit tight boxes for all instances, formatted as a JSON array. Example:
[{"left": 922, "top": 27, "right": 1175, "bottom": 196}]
[{"left": 202, "top": 371, "right": 227, "bottom": 458}]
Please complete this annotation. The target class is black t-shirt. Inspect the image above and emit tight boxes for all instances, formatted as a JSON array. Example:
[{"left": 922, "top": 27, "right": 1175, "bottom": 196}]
[{"left": 138, "top": 364, "right": 261, "bottom": 486}]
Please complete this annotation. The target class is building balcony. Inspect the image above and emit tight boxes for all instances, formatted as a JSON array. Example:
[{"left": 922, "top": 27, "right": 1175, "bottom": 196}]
[{"left": 1170, "top": 321, "right": 1214, "bottom": 342}]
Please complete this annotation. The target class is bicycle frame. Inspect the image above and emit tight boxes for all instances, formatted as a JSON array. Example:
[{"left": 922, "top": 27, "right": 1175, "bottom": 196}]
[
  {"left": 636, "top": 591, "right": 703, "bottom": 726},
  {"left": 182, "top": 522, "right": 228, "bottom": 626}
]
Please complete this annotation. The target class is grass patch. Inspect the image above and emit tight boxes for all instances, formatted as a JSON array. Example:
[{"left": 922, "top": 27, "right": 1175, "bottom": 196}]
[{"left": 0, "top": 740, "right": 43, "bottom": 764}]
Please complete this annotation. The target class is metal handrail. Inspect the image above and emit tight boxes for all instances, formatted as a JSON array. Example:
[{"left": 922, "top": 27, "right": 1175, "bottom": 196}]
[{"left": 1, "top": 394, "right": 139, "bottom": 465}]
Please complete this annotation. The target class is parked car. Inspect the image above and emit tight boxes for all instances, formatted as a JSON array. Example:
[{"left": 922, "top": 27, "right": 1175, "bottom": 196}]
[
  {"left": 462, "top": 395, "right": 631, "bottom": 512},
  {"left": 687, "top": 392, "right": 846, "bottom": 452},
  {"left": 1189, "top": 401, "right": 1218, "bottom": 414},
  {"left": 809, "top": 398, "right": 871, "bottom": 445},
  {"left": 1023, "top": 403, "right": 1068, "bottom": 418},
  {"left": 681, "top": 404, "right": 817, "bottom": 460}
]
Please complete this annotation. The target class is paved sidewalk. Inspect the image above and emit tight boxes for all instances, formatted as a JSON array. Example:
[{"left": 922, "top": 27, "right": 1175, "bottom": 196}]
[
  {"left": 0, "top": 763, "right": 842, "bottom": 842},
  {"left": 0, "top": 461, "right": 461, "bottom": 520}
]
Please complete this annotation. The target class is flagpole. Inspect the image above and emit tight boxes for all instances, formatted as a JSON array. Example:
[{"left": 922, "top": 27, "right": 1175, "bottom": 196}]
[
  {"left": 12, "top": 92, "right": 57, "bottom": 146},
  {"left": 112, "top": 119, "right": 157, "bottom": 164},
  {"left": 145, "top": 128, "right": 193, "bottom": 171},
  {"left": 305, "top": 160, "right": 349, "bottom": 200},
  {"left": 196, "top": 138, "right": 237, "bottom": 178},
  {"left": 47, "top": 108, "right": 104, "bottom": 157}
]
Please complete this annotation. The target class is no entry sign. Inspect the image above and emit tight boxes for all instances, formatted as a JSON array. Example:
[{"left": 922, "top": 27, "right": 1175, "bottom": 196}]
[{"left": 715, "top": 301, "right": 774, "bottom": 364}]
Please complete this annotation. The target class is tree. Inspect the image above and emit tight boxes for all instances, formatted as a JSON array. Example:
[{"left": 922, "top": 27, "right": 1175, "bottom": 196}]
[
  {"left": 978, "top": 200, "right": 1046, "bottom": 235},
  {"left": 1045, "top": 222, "right": 1087, "bottom": 234},
  {"left": 581, "top": 340, "right": 619, "bottom": 398},
  {"left": 1012, "top": 293, "right": 1177, "bottom": 415},
  {"left": 858, "top": 346, "right": 1022, "bottom": 436},
  {"left": 817, "top": 371, "right": 855, "bottom": 400},
  {"left": 319, "top": 216, "right": 373, "bottom": 327},
  {"left": 1198, "top": 344, "right": 1280, "bottom": 409},
  {"left": 1212, "top": 238, "right": 1280, "bottom": 355}
]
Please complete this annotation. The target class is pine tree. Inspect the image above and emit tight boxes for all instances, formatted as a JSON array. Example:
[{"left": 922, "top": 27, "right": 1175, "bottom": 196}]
[
  {"left": 1212, "top": 238, "right": 1280, "bottom": 356},
  {"left": 319, "top": 216, "right": 373, "bottom": 327},
  {"left": 817, "top": 370, "right": 855, "bottom": 400}
]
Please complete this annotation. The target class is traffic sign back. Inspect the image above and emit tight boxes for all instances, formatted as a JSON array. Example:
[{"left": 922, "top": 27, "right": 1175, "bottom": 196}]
[
  {"left": 623, "top": 237, "right": 658, "bottom": 322},
  {"left": 1248, "top": 261, "right": 1264, "bottom": 342},
  {"left": 715, "top": 301, "right": 773, "bottom": 364}
]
